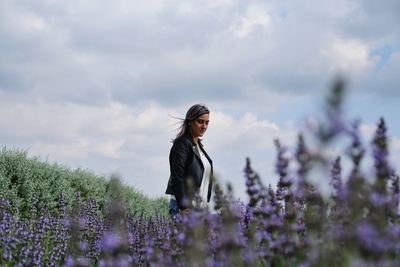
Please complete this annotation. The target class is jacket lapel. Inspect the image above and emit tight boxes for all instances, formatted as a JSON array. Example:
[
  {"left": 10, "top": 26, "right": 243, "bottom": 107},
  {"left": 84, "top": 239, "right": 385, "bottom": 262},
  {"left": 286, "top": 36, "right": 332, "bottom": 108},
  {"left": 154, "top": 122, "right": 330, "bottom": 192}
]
[
  {"left": 185, "top": 132, "right": 201, "bottom": 160},
  {"left": 192, "top": 144, "right": 201, "bottom": 160}
]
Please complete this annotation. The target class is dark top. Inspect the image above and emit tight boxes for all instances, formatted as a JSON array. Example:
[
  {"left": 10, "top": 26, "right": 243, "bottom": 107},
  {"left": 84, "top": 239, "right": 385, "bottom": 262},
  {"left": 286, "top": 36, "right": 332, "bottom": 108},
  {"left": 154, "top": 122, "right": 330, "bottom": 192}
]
[{"left": 165, "top": 131, "right": 213, "bottom": 209}]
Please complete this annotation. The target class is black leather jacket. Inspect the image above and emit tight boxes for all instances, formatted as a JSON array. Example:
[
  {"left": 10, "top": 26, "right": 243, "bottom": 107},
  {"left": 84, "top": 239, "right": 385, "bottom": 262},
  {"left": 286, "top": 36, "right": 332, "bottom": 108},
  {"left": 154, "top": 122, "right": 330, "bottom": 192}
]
[{"left": 165, "top": 132, "right": 213, "bottom": 209}]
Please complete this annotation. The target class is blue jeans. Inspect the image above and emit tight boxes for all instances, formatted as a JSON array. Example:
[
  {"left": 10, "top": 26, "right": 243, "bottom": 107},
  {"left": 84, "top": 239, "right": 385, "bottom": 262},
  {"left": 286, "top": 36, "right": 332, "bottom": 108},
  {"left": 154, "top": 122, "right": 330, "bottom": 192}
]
[{"left": 169, "top": 199, "right": 180, "bottom": 221}]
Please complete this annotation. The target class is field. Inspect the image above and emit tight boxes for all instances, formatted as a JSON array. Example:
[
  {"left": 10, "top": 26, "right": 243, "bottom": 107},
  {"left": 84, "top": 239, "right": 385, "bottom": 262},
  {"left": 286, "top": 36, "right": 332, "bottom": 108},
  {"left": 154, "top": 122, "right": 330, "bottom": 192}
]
[{"left": 1, "top": 81, "right": 400, "bottom": 266}]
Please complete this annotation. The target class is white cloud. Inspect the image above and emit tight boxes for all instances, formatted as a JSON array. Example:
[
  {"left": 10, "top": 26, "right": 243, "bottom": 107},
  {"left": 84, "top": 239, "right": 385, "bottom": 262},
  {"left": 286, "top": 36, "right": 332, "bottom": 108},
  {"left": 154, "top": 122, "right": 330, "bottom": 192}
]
[
  {"left": 322, "top": 38, "right": 372, "bottom": 74},
  {"left": 204, "top": 110, "right": 298, "bottom": 199},
  {"left": 360, "top": 122, "right": 376, "bottom": 141},
  {"left": 390, "top": 138, "right": 400, "bottom": 170},
  {"left": 0, "top": 94, "right": 298, "bottom": 198},
  {"left": 230, "top": 4, "right": 271, "bottom": 38}
]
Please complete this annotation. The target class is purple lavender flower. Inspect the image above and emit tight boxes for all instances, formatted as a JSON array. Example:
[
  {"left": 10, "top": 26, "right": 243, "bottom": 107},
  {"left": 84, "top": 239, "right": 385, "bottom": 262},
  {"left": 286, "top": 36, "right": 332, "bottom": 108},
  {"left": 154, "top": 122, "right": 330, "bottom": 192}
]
[
  {"left": 244, "top": 158, "right": 261, "bottom": 207},
  {"left": 356, "top": 222, "right": 389, "bottom": 255},
  {"left": 369, "top": 192, "right": 390, "bottom": 208},
  {"left": 100, "top": 232, "right": 121, "bottom": 253},
  {"left": 372, "top": 118, "right": 391, "bottom": 190}
]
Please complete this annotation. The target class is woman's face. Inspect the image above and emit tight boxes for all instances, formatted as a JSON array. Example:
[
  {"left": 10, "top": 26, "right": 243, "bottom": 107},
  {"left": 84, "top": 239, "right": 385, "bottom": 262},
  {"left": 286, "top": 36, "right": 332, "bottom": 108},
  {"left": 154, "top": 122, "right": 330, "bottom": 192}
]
[{"left": 189, "top": 113, "right": 209, "bottom": 139}]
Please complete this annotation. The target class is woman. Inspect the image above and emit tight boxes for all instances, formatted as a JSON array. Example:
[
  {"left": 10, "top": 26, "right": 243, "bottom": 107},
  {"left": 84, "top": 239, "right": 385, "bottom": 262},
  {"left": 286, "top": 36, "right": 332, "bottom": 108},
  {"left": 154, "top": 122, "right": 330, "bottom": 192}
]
[{"left": 165, "top": 104, "right": 213, "bottom": 219}]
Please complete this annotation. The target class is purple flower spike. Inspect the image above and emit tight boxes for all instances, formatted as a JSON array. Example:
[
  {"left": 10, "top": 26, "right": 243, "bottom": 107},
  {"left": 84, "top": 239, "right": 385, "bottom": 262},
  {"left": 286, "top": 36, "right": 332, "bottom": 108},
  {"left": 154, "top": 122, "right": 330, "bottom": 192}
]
[
  {"left": 356, "top": 222, "right": 388, "bottom": 254},
  {"left": 100, "top": 232, "right": 120, "bottom": 253}
]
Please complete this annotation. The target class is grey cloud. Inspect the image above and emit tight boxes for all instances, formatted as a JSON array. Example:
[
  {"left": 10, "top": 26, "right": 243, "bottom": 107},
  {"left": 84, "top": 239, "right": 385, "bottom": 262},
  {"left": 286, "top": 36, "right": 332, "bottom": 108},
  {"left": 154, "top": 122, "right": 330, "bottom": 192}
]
[
  {"left": 346, "top": 0, "right": 400, "bottom": 39},
  {"left": 1, "top": 0, "right": 400, "bottom": 108}
]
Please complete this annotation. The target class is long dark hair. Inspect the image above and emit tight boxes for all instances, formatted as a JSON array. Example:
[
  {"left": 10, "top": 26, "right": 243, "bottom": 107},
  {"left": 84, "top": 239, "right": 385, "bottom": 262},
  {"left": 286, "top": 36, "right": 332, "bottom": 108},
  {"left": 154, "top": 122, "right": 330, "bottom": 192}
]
[{"left": 174, "top": 104, "right": 209, "bottom": 140}]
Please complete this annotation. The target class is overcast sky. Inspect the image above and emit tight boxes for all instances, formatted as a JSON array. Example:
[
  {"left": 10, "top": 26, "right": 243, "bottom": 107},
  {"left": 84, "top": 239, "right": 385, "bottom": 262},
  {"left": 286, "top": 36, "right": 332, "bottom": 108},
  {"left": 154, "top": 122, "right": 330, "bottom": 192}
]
[{"left": 1, "top": 0, "right": 400, "bottom": 200}]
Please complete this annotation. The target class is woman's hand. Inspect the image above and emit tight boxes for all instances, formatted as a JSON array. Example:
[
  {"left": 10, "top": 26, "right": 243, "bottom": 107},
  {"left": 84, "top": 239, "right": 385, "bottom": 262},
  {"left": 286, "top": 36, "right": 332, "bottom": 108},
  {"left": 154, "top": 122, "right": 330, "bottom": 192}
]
[{"left": 180, "top": 209, "right": 191, "bottom": 216}]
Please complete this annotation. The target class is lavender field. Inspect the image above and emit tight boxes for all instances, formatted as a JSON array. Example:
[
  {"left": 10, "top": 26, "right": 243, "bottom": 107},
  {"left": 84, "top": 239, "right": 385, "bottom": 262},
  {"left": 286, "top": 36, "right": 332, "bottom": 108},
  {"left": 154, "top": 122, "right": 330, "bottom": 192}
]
[{"left": 1, "top": 81, "right": 400, "bottom": 266}]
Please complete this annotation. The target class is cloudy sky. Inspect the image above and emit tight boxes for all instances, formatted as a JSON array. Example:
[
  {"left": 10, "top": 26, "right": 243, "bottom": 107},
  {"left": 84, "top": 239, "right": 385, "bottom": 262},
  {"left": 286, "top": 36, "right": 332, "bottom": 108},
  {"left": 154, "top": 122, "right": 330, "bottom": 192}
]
[{"left": 1, "top": 0, "right": 400, "bottom": 200}]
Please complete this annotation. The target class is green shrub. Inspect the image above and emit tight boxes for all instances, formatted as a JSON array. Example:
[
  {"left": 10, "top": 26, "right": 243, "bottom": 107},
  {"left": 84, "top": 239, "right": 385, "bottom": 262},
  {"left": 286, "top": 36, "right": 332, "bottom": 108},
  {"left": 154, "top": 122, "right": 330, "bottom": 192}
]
[{"left": 0, "top": 146, "right": 167, "bottom": 218}]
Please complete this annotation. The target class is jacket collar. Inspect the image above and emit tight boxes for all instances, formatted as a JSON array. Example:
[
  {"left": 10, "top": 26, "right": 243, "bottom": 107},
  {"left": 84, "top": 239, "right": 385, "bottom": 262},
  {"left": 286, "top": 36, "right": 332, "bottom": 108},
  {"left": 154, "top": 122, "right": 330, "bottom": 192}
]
[
  {"left": 184, "top": 132, "right": 212, "bottom": 165},
  {"left": 183, "top": 131, "right": 203, "bottom": 146},
  {"left": 183, "top": 132, "right": 203, "bottom": 159}
]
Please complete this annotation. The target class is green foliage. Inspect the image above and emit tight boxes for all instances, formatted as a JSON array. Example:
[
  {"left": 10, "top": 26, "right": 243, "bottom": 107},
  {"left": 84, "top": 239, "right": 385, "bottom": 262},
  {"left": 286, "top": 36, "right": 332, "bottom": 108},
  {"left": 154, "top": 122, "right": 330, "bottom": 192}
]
[{"left": 0, "top": 146, "right": 167, "bottom": 218}]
